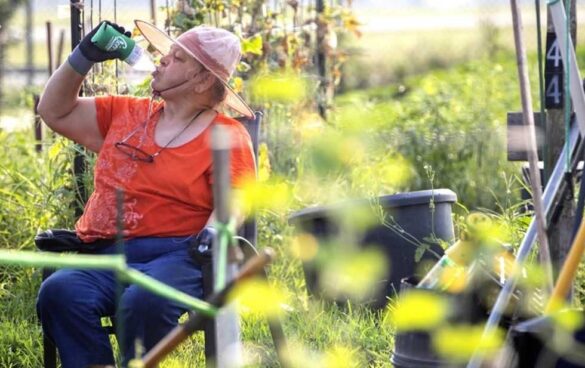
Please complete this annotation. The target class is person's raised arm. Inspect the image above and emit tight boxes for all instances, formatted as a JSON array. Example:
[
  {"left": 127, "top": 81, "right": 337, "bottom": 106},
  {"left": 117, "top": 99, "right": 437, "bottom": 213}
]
[{"left": 38, "top": 21, "right": 131, "bottom": 153}]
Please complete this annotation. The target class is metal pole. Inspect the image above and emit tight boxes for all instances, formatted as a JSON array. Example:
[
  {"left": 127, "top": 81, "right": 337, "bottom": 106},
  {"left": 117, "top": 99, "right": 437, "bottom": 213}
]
[
  {"left": 33, "top": 94, "right": 42, "bottom": 152},
  {"left": 70, "top": 0, "right": 87, "bottom": 217},
  {"left": 150, "top": 0, "right": 157, "bottom": 25},
  {"left": 510, "top": 0, "right": 554, "bottom": 291},
  {"left": 316, "top": 0, "right": 327, "bottom": 119},
  {"left": 115, "top": 188, "right": 126, "bottom": 361},
  {"left": 46, "top": 22, "right": 53, "bottom": 76},
  {"left": 547, "top": 0, "right": 579, "bottom": 288},
  {"left": 56, "top": 29, "right": 65, "bottom": 67},
  {"left": 549, "top": 0, "right": 585, "bottom": 135},
  {"left": 25, "top": 0, "right": 33, "bottom": 86},
  {"left": 165, "top": 0, "right": 171, "bottom": 35},
  {"left": 211, "top": 125, "right": 242, "bottom": 368}
]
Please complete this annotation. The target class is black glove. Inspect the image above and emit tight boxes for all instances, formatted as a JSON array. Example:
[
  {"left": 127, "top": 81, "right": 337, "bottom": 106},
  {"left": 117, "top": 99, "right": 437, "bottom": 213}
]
[
  {"left": 68, "top": 21, "right": 131, "bottom": 75},
  {"left": 79, "top": 20, "right": 132, "bottom": 62},
  {"left": 188, "top": 226, "right": 217, "bottom": 265}
]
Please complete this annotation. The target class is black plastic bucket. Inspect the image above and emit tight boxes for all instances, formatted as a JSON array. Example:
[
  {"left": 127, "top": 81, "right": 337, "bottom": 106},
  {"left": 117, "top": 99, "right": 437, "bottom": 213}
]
[
  {"left": 289, "top": 189, "right": 457, "bottom": 309},
  {"left": 392, "top": 267, "right": 530, "bottom": 368},
  {"left": 511, "top": 310, "right": 585, "bottom": 367},
  {"left": 392, "top": 330, "right": 443, "bottom": 368},
  {"left": 391, "top": 277, "right": 468, "bottom": 368}
]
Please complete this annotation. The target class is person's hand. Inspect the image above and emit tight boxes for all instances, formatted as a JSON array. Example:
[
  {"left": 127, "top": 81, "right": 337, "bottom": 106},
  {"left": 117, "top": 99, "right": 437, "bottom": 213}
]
[
  {"left": 188, "top": 226, "right": 217, "bottom": 265},
  {"left": 79, "top": 20, "right": 131, "bottom": 62}
]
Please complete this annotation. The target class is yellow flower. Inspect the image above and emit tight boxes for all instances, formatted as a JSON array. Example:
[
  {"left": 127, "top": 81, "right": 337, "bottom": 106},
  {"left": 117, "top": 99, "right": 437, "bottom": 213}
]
[
  {"left": 433, "top": 325, "right": 504, "bottom": 362},
  {"left": 290, "top": 233, "right": 319, "bottom": 261},
  {"left": 237, "top": 177, "right": 291, "bottom": 215},
  {"left": 249, "top": 72, "right": 307, "bottom": 104},
  {"left": 323, "top": 345, "right": 359, "bottom": 368},
  {"left": 228, "top": 278, "right": 288, "bottom": 318},
  {"left": 390, "top": 290, "right": 448, "bottom": 331},
  {"left": 257, "top": 143, "right": 271, "bottom": 182},
  {"left": 320, "top": 249, "right": 387, "bottom": 301}
]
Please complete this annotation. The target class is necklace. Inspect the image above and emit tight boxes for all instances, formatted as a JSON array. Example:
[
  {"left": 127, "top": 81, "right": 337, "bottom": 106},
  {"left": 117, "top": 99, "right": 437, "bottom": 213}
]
[{"left": 115, "top": 109, "right": 206, "bottom": 163}]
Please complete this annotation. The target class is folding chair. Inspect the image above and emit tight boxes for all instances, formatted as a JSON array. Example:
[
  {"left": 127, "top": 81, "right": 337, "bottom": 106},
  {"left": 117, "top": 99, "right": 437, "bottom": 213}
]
[{"left": 38, "top": 112, "right": 264, "bottom": 368}]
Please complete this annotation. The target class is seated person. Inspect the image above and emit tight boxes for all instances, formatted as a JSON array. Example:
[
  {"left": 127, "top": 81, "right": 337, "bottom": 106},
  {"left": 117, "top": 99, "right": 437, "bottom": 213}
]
[{"left": 36, "top": 20, "right": 255, "bottom": 368}]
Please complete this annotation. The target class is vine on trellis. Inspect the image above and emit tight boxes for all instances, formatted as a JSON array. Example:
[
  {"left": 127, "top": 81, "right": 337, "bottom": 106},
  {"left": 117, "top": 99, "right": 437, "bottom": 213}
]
[
  {"left": 77, "top": 1, "right": 360, "bottom": 177},
  {"left": 168, "top": 0, "right": 360, "bottom": 112},
  {"left": 164, "top": 1, "right": 361, "bottom": 176}
]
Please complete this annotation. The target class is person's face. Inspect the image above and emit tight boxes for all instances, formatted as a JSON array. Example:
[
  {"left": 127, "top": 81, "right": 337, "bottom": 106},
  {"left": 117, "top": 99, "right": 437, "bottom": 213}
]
[{"left": 151, "top": 45, "right": 204, "bottom": 93}]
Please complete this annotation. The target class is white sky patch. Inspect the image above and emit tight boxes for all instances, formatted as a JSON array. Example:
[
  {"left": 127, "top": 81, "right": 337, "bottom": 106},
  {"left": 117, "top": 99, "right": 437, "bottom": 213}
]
[{"left": 0, "top": 114, "right": 33, "bottom": 132}]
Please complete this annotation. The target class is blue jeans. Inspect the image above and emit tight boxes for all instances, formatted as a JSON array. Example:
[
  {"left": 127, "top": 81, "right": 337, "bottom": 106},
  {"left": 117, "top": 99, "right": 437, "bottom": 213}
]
[{"left": 36, "top": 237, "right": 203, "bottom": 368}]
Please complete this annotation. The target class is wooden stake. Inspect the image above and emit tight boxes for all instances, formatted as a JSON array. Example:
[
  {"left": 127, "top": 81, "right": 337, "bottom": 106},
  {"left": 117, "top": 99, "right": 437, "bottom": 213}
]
[
  {"left": 510, "top": 0, "right": 554, "bottom": 292},
  {"left": 56, "top": 29, "right": 65, "bottom": 68},
  {"left": 46, "top": 22, "right": 53, "bottom": 76},
  {"left": 33, "top": 94, "right": 42, "bottom": 152}
]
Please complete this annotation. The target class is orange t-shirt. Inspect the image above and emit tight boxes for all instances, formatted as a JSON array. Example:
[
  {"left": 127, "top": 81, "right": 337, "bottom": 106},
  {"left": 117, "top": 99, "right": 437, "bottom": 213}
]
[{"left": 75, "top": 95, "right": 255, "bottom": 243}]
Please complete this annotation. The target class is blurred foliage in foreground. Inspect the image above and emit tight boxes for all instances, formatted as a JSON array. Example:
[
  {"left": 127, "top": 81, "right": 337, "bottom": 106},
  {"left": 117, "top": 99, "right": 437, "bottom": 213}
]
[
  {"left": 333, "top": 55, "right": 524, "bottom": 210},
  {"left": 3, "top": 41, "right": 585, "bottom": 366},
  {"left": 252, "top": 52, "right": 523, "bottom": 211}
]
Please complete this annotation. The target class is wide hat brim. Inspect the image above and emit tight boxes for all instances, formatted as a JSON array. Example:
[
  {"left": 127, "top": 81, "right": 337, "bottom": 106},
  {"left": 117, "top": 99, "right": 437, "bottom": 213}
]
[{"left": 135, "top": 20, "right": 254, "bottom": 118}]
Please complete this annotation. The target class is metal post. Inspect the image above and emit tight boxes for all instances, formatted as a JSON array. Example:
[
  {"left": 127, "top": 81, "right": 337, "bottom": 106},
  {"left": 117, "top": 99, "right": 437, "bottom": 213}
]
[
  {"left": 115, "top": 188, "right": 126, "bottom": 361},
  {"left": 316, "top": 0, "right": 327, "bottom": 119},
  {"left": 70, "top": 0, "right": 87, "bottom": 217},
  {"left": 56, "top": 29, "right": 65, "bottom": 67},
  {"left": 544, "top": 1, "right": 576, "bottom": 181},
  {"left": 510, "top": 0, "right": 554, "bottom": 291},
  {"left": 549, "top": 1, "right": 585, "bottom": 135},
  {"left": 546, "top": 0, "right": 578, "bottom": 285},
  {"left": 150, "top": 0, "right": 157, "bottom": 25},
  {"left": 33, "top": 94, "right": 42, "bottom": 152},
  {"left": 211, "top": 125, "right": 242, "bottom": 368},
  {"left": 25, "top": 0, "right": 33, "bottom": 86},
  {"left": 46, "top": 22, "right": 53, "bottom": 76}
]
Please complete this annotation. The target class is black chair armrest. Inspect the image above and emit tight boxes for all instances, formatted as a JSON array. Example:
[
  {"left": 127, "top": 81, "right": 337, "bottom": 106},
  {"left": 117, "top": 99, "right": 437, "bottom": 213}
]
[{"left": 35, "top": 229, "right": 112, "bottom": 253}]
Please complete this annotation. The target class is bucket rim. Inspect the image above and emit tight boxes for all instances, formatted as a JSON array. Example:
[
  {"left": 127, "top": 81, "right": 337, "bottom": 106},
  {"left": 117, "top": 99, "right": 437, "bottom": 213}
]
[
  {"left": 391, "top": 350, "right": 447, "bottom": 367},
  {"left": 289, "top": 189, "right": 457, "bottom": 223}
]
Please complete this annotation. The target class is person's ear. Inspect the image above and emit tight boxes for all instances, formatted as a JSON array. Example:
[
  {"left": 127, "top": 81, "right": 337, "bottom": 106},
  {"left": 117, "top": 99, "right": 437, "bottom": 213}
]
[{"left": 192, "top": 71, "right": 215, "bottom": 93}]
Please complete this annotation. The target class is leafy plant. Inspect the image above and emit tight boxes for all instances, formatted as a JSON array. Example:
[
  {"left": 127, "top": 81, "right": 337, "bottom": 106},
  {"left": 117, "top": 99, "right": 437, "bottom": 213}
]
[
  {"left": 334, "top": 53, "right": 523, "bottom": 210},
  {"left": 0, "top": 0, "right": 26, "bottom": 108}
]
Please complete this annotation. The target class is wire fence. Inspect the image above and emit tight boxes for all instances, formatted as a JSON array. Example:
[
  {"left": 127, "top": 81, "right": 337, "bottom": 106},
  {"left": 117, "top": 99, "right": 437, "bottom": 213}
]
[
  {"left": 0, "top": 2, "right": 569, "bottom": 83},
  {"left": 7, "top": 1, "right": 585, "bottom": 93}
]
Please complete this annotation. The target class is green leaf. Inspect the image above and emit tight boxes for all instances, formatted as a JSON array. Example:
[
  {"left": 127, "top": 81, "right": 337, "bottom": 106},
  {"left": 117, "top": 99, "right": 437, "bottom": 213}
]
[
  {"left": 241, "top": 34, "right": 263, "bottom": 56},
  {"left": 414, "top": 243, "right": 430, "bottom": 263},
  {"left": 173, "top": 13, "right": 189, "bottom": 28}
]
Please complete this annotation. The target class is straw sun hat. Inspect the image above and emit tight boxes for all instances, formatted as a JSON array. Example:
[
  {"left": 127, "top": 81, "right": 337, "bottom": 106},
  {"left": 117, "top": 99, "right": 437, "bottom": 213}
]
[{"left": 135, "top": 20, "right": 254, "bottom": 118}]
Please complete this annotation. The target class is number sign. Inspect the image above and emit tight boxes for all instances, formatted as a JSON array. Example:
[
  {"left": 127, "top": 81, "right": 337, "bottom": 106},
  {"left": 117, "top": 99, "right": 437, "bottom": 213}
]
[{"left": 545, "top": 31, "right": 564, "bottom": 109}]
